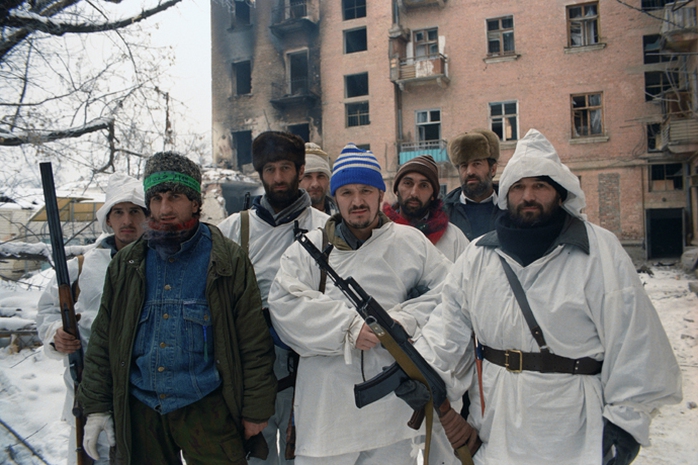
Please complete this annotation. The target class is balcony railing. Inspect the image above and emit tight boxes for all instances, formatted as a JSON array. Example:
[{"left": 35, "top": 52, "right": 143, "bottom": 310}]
[
  {"left": 391, "top": 54, "right": 449, "bottom": 89},
  {"left": 659, "top": 115, "right": 698, "bottom": 151},
  {"left": 270, "top": 79, "right": 319, "bottom": 108},
  {"left": 398, "top": 140, "right": 448, "bottom": 165},
  {"left": 661, "top": 2, "right": 697, "bottom": 34},
  {"left": 270, "top": 1, "right": 318, "bottom": 37}
]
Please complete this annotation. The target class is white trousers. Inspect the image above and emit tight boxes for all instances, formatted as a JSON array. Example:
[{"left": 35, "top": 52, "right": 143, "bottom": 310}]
[{"left": 294, "top": 438, "right": 417, "bottom": 465}]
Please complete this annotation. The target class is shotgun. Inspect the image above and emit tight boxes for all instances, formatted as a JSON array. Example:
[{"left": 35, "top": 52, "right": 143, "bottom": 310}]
[
  {"left": 40, "top": 162, "right": 94, "bottom": 465},
  {"left": 293, "top": 229, "right": 479, "bottom": 465}
]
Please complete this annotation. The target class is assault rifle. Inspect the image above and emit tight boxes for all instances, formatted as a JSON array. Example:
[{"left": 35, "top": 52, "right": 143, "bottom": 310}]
[
  {"left": 293, "top": 229, "right": 479, "bottom": 465},
  {"left": 40, "top": 162, "right": 94, "bottom": 465}
]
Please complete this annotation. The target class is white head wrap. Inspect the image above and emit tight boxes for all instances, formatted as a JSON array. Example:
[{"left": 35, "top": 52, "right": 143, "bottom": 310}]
[
  {"left": 95, "top": 173, "right": 146, "bottom": 233},
  {"left": 498, "top": 129, "right": 586, "bottom": 220}
]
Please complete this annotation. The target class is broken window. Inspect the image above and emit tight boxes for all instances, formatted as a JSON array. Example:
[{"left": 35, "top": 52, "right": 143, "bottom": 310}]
[
  {"left": 343, "top": 0, "right": 366, "bottom": 20},
  {"left": 344, "top": 28, "right": 368, "bottom": 54},
  {"left": 571, "top": 93, "right": 603, "bottom": 137},
  {"left": 650, "top": 163, "right": 684, "bottom": 191},
  {"left": 487, "top": 16, "right": 515, "bottom": 56},
  {"left": 567, "top": 3, "right": 599, "bottom": 47},
  {"left": 346, "top": 101, "right": 370, "bottom": 127},
  {"left": 641, "top": 0, "right": 668, "bottom": 10},
  {"left": 643, "top": 35, "right": 676, "bottom": 64},
  {"left": 288, "top": 0, "right": 307, "bottom": 19},
  {"left": 645, "top": 70, "right": 679, "bottom": 101},
  {"left": 414, "top": 28, "right": 439, "bottom": 58},
  {"left": 489, "top": 101, "right": 518, "bottom": 141},
  {"left": 345, "top": 73, "right": 369, "bottom": 98},
  {"left": 288, "top": 51, "right": 309, "bottom": 95},
  {"left": 288, "top": 123, "right": 310, "bottom": 142},
  {"left": 232, "top": 130, "right": 253, "bottom": 168},
  {"left": 647, "top": 123, "right": 662, "bottom": 152},
  {"left": 416, "top": 109, "right": 441, "bottom": 142},
  {"left": 233, "top": 61, "right": 251, "bottom": 95},
  {"left": 234, "top": 0, "right": 250, "bottom": 26},
  {"left": 356, "top": 143, "right": 371, "bottom": 151}
]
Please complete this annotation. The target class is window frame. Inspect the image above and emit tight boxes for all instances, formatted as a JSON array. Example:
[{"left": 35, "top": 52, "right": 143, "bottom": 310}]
[
  {"left": 345, "top": 72, "right": 369, "bottom": 99},
  {"left": 645, "top": 70, "right": 679, "bottom": 101},
  {"left": 647, "top": 123, "right": 662, "bottom": 152},
  {"left": 413, "top": 28, "right": 439, "bottom": 59},
  {"left": 346, "top": 101, "right": 370, "bottom": 127},
  {"left": 489, "top": 100, "right": 519, "bottom": 142},
  {"left": 487, "top": 16, "right": 515, "bottom": 57},
  {"left": 415, "top": 109, "right": 441, "bottom": 142},
  {"left": 649, "top": 163, "right": 684, "bottom": 191},
  {"left": 567, "top": 2, "right": 600, "bottom": 48},
  {"left": 571, "top": 92, "right": 604, "bottom": 138},
  {"left": 287, "top": 49, "right": 309, "bottom": 95},
  {"left": 232, "top": 60, "right": 252, "bottom": 96},
  {"left": 342, "top": 0, "right": 366, "bottom": 21},
  {"left": 344, "top": 27, "right": 368, "bottom": 54}
]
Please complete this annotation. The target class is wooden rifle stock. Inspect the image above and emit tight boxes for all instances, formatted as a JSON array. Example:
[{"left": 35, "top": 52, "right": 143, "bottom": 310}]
[{"left": 40, "top": 163, "right": 94, "bottom": 465}]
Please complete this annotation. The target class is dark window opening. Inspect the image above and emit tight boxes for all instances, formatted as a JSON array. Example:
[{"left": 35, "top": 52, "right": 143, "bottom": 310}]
[
  {"left": 345, "top": 73, "right": 369, "bottom": 98},
  {"left": 647, "top": 123, "right": 661, "bottom": 152},
  {"left": 233, "top": 130, "right": 253, "bottom": 167},
  {"left": 346, "top": 102, "right": 370, "bottom": 127},
  {"left": 416, "top": 109, "right": 441, "bottom": 141},
  {"left": 650, "top": 163, "right": 684, "bottom": 191},
  {"left": 643, "top": 35, "right": 676, "bottom": 64},
  {"left": 289, "top": 51, "right": 309, "bottom": 95},
  {"left": 343, "top": 0, "right": 366, "bottom": 20},
  {"left": 356, "top": 144, "right": 371, "bottom": 151},
  {"left": 642, "top": 0, "right": 668, "bottom": 11},
  {"left": 489, "top": 101, "right": 518, "bottom": 141},
  {"left": 345, "top": 28, "right": 367, "bottom": 54},
  {"left": 645, "top": 70, "right": 679, "bottom": 101},
  {"left": 234, "top": 0, "right": 250, "bottom": 25},
  {"left": 234, "top": 61, "right": 251, "bottom": 95},
  {"left": 288, "top": 124, "right": 310, "bottom": 142},
  {"left": 571, "top": 93, "right": 603, "bottom": 137}
]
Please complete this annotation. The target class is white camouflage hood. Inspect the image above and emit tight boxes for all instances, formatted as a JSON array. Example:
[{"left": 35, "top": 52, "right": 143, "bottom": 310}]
[
  {"left": 95, "top": 173, "right": 146, "bottom": 233},
  {"left": 498, "top": 129, "right": 586, "bottom": 220}
]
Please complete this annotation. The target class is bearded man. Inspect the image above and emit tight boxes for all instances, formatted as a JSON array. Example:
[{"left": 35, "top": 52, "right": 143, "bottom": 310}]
[
  {"left": 78, "top": 151, "right": 276, "bottom": 464},
  {"left": 414, "top": 129, "right": 682, "bottom": 465},
  {"left": 384, "top": 154, "right": 469, "bottom": 262},
  {"left": 443, "top": 129, "right": 500, "bottom": 241}
]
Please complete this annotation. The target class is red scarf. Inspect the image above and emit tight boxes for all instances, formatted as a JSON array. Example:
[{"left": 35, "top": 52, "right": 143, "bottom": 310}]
[{"left": 382, "top": 199, "right": 449, "bottom": 245}]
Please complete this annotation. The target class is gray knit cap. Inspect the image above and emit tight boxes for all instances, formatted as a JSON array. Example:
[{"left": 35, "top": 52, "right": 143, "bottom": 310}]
[{"left": 143, "top": 151, "right": 202, "bottom": 207}]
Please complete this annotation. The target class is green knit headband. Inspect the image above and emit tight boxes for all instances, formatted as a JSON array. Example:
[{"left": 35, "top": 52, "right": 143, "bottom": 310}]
[{"left": 144, "top": 171, "right": 201, "bottom": 193}]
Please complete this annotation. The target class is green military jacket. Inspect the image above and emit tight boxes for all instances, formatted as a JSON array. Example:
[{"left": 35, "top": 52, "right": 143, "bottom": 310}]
[{"left": 77, "top": 223, "right": 276, "bottom": 464}]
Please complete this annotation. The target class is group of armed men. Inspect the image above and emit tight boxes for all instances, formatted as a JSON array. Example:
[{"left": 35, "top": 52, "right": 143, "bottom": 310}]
[{"left": 37, "top": 128, "right": 682, "bottom": 465}]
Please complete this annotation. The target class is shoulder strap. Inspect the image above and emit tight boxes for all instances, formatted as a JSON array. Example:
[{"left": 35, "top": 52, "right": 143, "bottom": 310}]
[
  {"left": 318, "top": 227, "right": 329, "bottom": 293},
  {"left": 498, "top": 255, "right": 550, "bottom": 352},
  {"left": 71, "top": 254, "right": 85, "bottom": 303},
  {"left": 240, "top": 210, "right": 250, "bottom": 253}
]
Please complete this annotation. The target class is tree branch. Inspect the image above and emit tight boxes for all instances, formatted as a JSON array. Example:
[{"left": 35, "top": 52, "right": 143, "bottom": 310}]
[{"left": 0, "top": 116, "right": 113, "bottom": 146}]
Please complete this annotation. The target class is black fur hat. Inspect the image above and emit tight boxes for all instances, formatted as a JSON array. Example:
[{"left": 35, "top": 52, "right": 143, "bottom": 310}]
[{"left": 252, "top": 131, "right": 306, "bottom": 174}]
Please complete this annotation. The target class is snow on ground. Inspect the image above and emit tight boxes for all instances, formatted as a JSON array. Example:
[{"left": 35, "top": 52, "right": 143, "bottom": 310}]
[{"left": 0, "top": 266, "right": 696, "bottom": 465}]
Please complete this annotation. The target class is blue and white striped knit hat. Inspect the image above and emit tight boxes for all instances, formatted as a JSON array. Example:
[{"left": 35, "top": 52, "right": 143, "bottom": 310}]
[{"left": 330, "top": 143, "right": 386, "bottom": 196}]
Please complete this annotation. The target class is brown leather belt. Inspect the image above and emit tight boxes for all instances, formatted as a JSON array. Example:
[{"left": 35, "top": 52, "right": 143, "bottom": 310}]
[{"left": 482, "top": 345, "right": 602, "bottom": 375}]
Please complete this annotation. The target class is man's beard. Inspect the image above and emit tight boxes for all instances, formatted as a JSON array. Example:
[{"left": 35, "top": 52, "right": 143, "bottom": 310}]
[
  {"left": 397, "top": 194, "right": 429, "bottom": 220},
  {"left": 345, "top": 205, "right": 378, "bottom": 230},
  {"left": 307, "top": 189, "right": 325, "bottom": 206},
  {"left": 461, "top": 175, "right": 492, "bottom": 199},
  {"left": 508, "top": 200, "right": 562, "bottom": 228},
  {"left": 263, "top": 178, "right": 300, "bottom": 211}
]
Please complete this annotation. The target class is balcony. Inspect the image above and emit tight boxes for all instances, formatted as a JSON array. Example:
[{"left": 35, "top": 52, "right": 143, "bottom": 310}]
[
  {"left": 270, "top": 79, "right": 319, "bottom": 109},
  {"left": 399, "top": 0, "right": 447, "bottom": 10},
  {"left": 398, "top": 140, "right": 448, "bottom": 165},
  {"left": 391, "top": 54, "right": 449, "bottom": 91},
  {"left": 659, "top": 115, "right": 698, "bottom": 152},
  {"left": 270, "top": 1, "right": 318, "bottom": 38},
  {"left": 661, "top": 1, "right": 698, "bottom": 51}
]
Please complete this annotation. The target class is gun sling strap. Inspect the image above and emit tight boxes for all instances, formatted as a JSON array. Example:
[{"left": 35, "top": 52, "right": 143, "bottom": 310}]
[{"left": 483, "top": 255, "right": 602, "bottom": 375}]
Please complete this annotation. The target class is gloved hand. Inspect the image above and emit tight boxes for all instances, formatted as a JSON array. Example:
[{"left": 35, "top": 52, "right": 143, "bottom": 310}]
[
  {"left": 602, "top": 420, "right": 640, "bottom": 465},
  {"left": 83, "top": 412, "right": 116, "bottom": 460},
  {"left": 394, "top": 379, "right": 430, "bottom": 411}
]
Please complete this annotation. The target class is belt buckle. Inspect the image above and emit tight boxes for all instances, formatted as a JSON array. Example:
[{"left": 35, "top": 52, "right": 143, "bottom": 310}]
[{"left": 505, "top": 349, "right": 523, "bottom": 373}]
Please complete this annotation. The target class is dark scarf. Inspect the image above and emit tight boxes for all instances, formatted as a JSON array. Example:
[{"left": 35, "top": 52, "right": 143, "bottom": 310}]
[
  {"left": 496, "top": 208, "right": 567, "bottom": 266},
  {"left": 145, "top": 218, "right": 199, "bottom": 259},
  {"left": 252, "top": 190, "right": 311, "bottom": 227},
  {"left": 382, "top": 199, "right": 449, "bottom": 245}
]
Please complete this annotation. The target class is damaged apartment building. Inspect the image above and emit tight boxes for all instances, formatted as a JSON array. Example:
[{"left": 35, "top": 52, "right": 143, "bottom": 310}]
[{"left": 211, "top": 0, "right": 698, "bottom": 260}]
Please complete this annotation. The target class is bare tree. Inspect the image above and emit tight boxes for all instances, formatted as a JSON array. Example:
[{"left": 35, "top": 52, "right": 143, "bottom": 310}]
[{"left": 0, "top": 0, "right": 209, "bottom": 188}]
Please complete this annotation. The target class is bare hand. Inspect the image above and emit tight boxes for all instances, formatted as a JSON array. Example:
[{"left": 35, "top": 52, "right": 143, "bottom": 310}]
[
  {"left": 439, "top": 407, "right": 481, "bottom": 456},
  {"left": 53, "top": 327, "right": 81, "bottom": 354},
  {"left": 242, "top": 419, "right": 268, "bottom": 439},
  {"left": 355, "top": 323, "right": 380, "bottom": 351}
]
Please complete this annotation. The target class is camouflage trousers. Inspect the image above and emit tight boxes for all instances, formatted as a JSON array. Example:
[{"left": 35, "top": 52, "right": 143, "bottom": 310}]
[{"left": 130, "top": 388, "right": 246, "bottom": 465}]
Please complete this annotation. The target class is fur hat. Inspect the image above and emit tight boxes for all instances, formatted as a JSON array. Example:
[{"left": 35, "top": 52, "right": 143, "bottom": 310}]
[
  {"left": 393, "top": 155, "right": 440, "bottom": 198},
  {"left": 448, "top": 129, "right": 500, "bottom": 166},
  {"left": 96, "top": 173, "right": 146, "bottom": 234},
  {"left": 252, "top": 131, "right": 305, "bottom": 174},
  {"left": 143, "top": 151, "right": 202, "bottom": 207},
  {"left": 330, "top": 143, "right": 385, "bottom": 196},
  {"left": 304, "top": 142, "right": 332, "bottom": 178}
]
